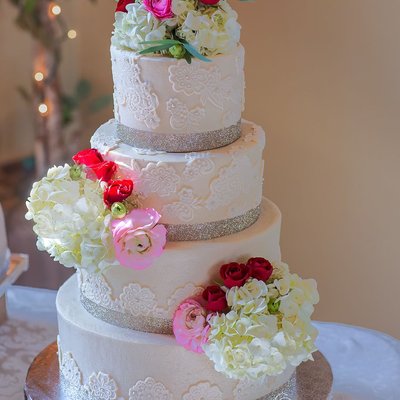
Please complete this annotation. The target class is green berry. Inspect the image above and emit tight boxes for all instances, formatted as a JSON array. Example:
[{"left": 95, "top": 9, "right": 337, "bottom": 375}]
[
  {"left": 111, "top": 202, "right": 127, "bottom": 219},
  {"left": 169, "top": 44, "right": 186, "bottom": 59},
  {"left": 268, "top": 299, "right": 281, "bottom": 314},
  {"left": 69, "top": 165, "right": 82, "bottom": 181}
]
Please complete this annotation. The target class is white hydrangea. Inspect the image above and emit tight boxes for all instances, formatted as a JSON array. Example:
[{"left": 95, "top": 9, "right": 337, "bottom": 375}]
[
  {"left": 203, "top": 262, "right": 319, "bottom": 380},
  {"left": 227, "top": 279, "right": 269, "bottom": 314},
  {"left": 26, "top": 165, "right": 119, "bottom": 273},
  {"left": 175, "top": 0, "right": 241, "bottom": 56},
  {"left": 112, "top": 3, "right": 168, "bottom": 51}
]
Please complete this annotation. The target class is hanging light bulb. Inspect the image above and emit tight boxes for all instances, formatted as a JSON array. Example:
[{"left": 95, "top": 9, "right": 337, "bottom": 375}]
[
  {"left": 38, "top": 103, "right": 48, "bottom": 115},
  {"left": 67, "top": 29, "right": 77, "bottom": 40},
  {"left": 34, "top": 72, "right": 44, "bottom": 82},
  {"left": 50, "top": 3, "right": 62, "bottom": 16}
]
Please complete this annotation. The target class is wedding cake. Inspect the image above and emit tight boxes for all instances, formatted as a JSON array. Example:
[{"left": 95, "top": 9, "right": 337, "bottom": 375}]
[
  {"left": 0, "top": 203, "right": 10, "bottom": 278},
  {"left": 26, "top": 1, "right": 320, "bottom": 399}
]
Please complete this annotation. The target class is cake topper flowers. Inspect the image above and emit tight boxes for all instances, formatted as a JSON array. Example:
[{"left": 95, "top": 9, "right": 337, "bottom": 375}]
[
  {"left": 26, "top": 148, "right": 167, "bottom": 272},
  {"left": 112, "top": 0, "right": 254, "bottom": 63},
  {"left": 173, "top": 257, "right": 319, "bottom": 380}
]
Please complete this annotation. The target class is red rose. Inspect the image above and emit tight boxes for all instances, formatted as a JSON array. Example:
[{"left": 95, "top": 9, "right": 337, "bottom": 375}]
[
  {"left": 116, "top": 0, "right": 135, "bottom": 12},
  {"left": 142, "top": 0, "right": 174, "bottom": 20},
  {"left": 202, "top": 285, "right": 227, "bottom": 312},
  {"left": 247, "top": 258, "right": 274, "bottom": 282},
  {"left": 200, "top": 0, "right": 221, "bottom": 4},
  {"left": 72, "top": 149, "right": 103, "bottom": 167},
  {"left": 90, "top": 161, "right": 117, "bottom": 183},
  {"left": 220, "top": 262, "right": 250, "bottom": 288},
  {"left": 103, "top": 180, "right": 134, "bottom": 207}
]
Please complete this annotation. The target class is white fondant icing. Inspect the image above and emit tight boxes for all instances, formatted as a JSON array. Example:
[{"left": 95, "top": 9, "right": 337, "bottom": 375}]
[
  {"left": 111, "top": 45, "right": 245, "bottom": 135},
  {"left": 57, "top": 277, "right": 295, "bottom": 400},
  {"left": 93, "top": 120, "right": 265, "bottom": 226}
]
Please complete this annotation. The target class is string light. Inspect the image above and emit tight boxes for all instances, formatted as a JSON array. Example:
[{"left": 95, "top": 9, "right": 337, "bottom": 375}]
[
  {"left": 34, "top": 72, "right": 44, "bottom": 82},
  {"left": 67, "top": 29, "right": 77, "bottom": 40},
  {"left": 50, "top": 4, "right": 62, "bottom": 16},
  {"left": 38, "top": 103, "right": 48, "bottom": 115}
]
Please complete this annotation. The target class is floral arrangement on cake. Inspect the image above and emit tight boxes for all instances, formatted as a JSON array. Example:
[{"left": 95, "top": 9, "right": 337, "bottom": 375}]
[
  {"left": 112, "top": 0, "right": 252, "bottom": 62},
  {"left": 26, "top": 149, "right": 167, "bottom": 272},
  {"left": 173, "top": 257, "right": 319, "bottom": 380}
]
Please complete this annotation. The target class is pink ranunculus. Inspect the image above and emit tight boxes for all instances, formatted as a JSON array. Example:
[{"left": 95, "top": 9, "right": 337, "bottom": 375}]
[
  {"left": 142, "top": 0, "right": 174, "bottom": 20},
  {"left": 173, "top": 299, "right": 210, "bottom": 354},
  {"left": 111, "top": 208, "right": 167, "bottom": 270}
]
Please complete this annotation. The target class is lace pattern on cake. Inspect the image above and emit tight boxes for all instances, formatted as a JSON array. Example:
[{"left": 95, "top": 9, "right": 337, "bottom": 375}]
[
  {"left": 139, "top": 162, "right": 181, "bottom": 198},
  {"left": 166, "top": 98, "right": 205, "bottom": 131},
  {"left": 162, "top": 188, "right": 202, "bottom": 223},
  {"left": 128, "top": 377, "right": 172, "bottom": 400},
  {"left": 182, "top": 382, "right": 223, "bottom": 400},
  {"left": 205, "top": 154, "right": 256, "bottom": 211},
  {"left": 112, "top": 56, "right": 160, "bottom": 129},
  {"left": 79, "top": 271, "right": 203, "bottom": 320},
  {"left": 168, "top": 62, "right": 236, "bottom": 110},
  {"left": 182, "top": 158, "right": 215, "bottom": 181}
]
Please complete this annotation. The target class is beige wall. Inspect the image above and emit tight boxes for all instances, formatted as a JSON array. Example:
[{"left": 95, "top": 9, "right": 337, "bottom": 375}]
[{"left": 1, "top": 1, "right": 399, "bottom": 337}]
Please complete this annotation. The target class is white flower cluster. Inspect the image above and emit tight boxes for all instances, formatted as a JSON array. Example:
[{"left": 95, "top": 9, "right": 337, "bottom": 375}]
[
  {"left": 203, "top": 262, "right": 319, "bottom": 380},
  {"left": 112, "top": 3, "right": 168, "bottom": 51},
  {"left": 26, "top": 165, "right": 119, "bottom": 273},
  {"left": 174, "top": 0, "right": 241, "bottom": 56},
  {"left": 112, "top": 0, "right": 241, "bottom": 56}
]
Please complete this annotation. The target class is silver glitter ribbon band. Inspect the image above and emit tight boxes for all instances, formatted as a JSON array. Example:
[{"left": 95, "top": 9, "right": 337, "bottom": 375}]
[
  {"left": 80, "top": 295, "right": 173, "bottom": 335},
  {"left": 116, "top": 121, "right": 242, "bottom": 153},
  {"left": 261, "top": 372, "right": 297, "bottom": 399},
  {"left": 166, "top": 204, "right": 262, "bottom": 242}
]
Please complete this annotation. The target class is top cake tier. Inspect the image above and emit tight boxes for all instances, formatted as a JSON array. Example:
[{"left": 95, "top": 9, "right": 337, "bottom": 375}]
[{"left": 111, "top": 44, "right": 245, "bottom": 151}]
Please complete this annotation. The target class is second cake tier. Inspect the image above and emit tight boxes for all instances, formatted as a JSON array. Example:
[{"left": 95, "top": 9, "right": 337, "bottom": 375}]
[{"left": 91, "top": 119, "right": 265, "bottom": 231}]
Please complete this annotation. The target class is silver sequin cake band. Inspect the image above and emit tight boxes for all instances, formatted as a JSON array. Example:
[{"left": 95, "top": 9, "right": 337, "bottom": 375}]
[
  {"left": 80, "top": 295, "right": 173, "bottom": 335},
  {"left": 166, "top": 204, "right": 262, "bottom": 242},
  {"left": 116, "top": 121, "right": 242, "bottom": 153},
  {"left": 261, "top": 372, "right": 297, "bottom": 399}
]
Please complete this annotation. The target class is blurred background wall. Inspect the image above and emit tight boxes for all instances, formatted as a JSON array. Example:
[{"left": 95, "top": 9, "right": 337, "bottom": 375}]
[{"left": 0, "top": 1, "right": 399, "bottom": 338}]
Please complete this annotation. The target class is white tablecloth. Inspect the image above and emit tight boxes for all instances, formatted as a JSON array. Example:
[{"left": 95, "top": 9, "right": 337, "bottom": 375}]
[{"left": 0, "top": 286, "right": 399, "bottom": 400}]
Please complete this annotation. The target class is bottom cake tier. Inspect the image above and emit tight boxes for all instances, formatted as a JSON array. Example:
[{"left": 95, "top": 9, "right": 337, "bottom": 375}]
[{"left": 57, "top": 276, "right": 296, "bottom": 400}]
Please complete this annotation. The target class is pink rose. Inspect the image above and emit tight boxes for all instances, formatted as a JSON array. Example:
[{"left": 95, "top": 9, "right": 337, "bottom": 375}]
[
  {"left": 111, "top": 208, "right": 167, "bottom": 270},
  {"left": 142, "top": 0, "right": 174, "bottom": 20},
  {"left": 173, "top": 299, "right": 210, "bottom": 354}
]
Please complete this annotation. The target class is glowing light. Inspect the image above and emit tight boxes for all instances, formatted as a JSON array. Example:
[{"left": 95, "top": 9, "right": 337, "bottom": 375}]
[
  {"left": 34, "top": 72, "right": 44, "bottom": 82},
  {"left": 51, "top": 4, "right": 62, "bottom": 16},
  {"left": 67, "top": 29, "right": 77, "bottom": 39},
  {"left": 38, "top": 103, "right": 48, "bottom": 115}
]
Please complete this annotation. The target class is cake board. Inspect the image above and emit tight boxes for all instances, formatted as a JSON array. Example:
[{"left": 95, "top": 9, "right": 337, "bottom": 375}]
[
  {"left": 0, "top": 253, "right": 29, "bottom": 324},
  {"left": 24, "top": 343, "right": 333, "bottom": 400}
]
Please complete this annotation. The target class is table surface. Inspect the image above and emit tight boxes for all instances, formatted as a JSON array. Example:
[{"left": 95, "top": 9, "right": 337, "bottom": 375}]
[{"left": 1, "top": 286, "right": 399, "bottom": 400}]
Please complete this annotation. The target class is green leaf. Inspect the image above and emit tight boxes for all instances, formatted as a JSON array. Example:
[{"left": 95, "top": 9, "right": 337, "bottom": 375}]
[
  {"left": 182, "top": 43, "right": 211, "bottom": 63},
  {"left": 139, "top": 39, "right": 181, "bottom": 46},
  {"left": 24, "top": 0, "right": 37, "bottom": 14},
  {"left": 75, "top": 79, "right": 91, "bottom": 102},
  {"left": 184, "top": 51, "right": 192, "bottom": 65},
  {"left": 139, "top": 44, "right": 174, "bottom": 55},
  {"left": 89, "top": 94, "right": 113, "bottom": 113},
  {"left": 16, "top": 86, "right": 32, "bottom": 103}
]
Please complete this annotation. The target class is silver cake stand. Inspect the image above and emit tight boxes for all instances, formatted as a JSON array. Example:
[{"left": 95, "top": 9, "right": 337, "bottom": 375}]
[{"left": 24, "top": 342, "right": 333, "bottom": 400}]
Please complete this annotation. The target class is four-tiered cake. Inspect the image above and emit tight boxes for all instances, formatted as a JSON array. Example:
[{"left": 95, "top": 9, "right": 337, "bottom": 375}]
[{"left": 27, "top": 1, "right": 319, "bottom": 399}]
